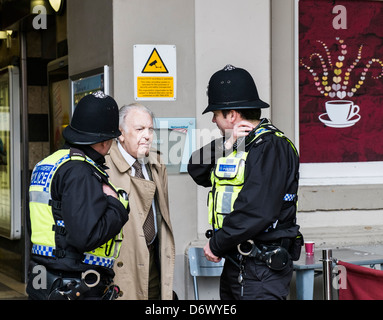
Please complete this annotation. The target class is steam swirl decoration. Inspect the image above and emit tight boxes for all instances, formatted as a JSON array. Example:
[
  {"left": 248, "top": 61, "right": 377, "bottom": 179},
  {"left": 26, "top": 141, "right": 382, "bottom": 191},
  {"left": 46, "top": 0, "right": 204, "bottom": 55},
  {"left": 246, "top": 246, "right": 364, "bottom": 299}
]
[{"left": 300, "top": 37, "right": 383, "bottom": 100}]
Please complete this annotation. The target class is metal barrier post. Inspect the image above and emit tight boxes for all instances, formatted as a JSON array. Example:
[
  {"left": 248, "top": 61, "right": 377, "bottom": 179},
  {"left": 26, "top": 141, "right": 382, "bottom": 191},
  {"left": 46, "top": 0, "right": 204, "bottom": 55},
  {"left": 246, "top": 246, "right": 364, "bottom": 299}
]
[{"left": 322, "top": 249, "right": 333, "bottom": 300}]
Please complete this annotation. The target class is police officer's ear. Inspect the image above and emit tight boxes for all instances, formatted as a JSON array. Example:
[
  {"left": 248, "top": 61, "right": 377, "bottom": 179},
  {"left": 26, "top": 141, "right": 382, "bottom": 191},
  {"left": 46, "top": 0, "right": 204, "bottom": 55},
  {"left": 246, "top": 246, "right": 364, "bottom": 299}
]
[{"left": 225, "top": 109, "right": 240, "bottom": 124}]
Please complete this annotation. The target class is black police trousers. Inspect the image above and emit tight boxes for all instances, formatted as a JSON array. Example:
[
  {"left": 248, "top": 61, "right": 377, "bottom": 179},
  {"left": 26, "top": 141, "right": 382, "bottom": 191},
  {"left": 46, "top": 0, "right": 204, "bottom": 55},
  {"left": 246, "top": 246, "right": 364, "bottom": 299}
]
[{"left": 220, "top": 256, "right": 293, "bottom": 300}]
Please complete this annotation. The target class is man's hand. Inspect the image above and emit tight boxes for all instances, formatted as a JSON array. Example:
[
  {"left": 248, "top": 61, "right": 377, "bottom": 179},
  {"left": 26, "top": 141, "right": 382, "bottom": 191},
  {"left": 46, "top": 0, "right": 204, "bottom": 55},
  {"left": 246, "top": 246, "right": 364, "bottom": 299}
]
[
  {"left": 224, "top": 120, "right": 256, "bottom": 150},
  {"left": 204, "top": 241, "right": 222, "bottom": 263}
]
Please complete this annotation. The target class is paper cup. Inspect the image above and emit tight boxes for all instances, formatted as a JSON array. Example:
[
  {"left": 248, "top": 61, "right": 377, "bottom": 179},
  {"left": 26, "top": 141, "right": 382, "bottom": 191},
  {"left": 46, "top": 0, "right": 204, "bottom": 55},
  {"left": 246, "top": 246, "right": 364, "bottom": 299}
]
[{"left": 304, "top": 241, "right": 315, "bottom": 255}]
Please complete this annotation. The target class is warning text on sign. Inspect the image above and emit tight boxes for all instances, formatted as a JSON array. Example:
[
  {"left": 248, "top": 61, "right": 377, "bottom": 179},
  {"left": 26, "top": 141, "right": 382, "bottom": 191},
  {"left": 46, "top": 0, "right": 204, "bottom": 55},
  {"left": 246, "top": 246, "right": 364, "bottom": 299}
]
[{"left": 137, "top": 76, "right": 174, "bottom": 98}]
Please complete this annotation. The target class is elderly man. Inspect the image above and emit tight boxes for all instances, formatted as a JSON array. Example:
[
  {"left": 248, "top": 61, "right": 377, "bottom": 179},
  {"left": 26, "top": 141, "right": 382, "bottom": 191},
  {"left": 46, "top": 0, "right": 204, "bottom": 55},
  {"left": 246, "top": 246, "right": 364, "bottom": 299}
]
[{"left": 105, "top": 103, "right": 175, "bottom": 300}]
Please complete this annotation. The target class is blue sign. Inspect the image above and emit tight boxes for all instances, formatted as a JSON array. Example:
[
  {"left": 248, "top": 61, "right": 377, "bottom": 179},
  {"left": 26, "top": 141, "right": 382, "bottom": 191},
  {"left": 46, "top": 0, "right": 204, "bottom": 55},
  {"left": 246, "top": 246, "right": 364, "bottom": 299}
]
[{"left": 218, "top": 164, "right": 237, "bottom": 173}]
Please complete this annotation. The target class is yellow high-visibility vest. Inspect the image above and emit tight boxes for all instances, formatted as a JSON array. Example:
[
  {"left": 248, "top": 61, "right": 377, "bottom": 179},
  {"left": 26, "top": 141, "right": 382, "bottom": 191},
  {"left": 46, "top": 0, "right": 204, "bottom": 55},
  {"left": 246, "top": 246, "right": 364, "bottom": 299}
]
[
  {"left": 29, "top": 148, "right": 129, "bottom": 268},
  {"left": 208, "top": 125, "right": 297, "bottom": 230}
]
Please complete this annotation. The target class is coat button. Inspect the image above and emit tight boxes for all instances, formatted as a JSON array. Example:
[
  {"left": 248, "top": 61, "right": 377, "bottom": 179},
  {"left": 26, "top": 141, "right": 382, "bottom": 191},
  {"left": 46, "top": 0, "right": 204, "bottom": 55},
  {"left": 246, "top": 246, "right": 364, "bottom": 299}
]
[{"left": 117, "top": 261, "right": 123, "bottom": 267}]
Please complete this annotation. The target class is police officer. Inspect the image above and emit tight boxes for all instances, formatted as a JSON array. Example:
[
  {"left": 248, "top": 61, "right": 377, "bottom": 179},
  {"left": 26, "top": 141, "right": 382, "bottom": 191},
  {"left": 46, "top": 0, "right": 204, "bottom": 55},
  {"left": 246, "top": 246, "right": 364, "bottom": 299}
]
[
  {"left": 26, "top": 91, "right": 129, "bottom": 300},
  {"left": 188, "top": 65, "right": 301, "bottom": 300}
]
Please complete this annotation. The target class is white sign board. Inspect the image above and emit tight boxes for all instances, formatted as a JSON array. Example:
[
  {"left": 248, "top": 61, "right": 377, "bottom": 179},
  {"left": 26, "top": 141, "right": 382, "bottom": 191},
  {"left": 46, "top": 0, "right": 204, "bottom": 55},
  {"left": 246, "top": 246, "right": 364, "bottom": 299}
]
[{"left": 134, "top": 45, "right": 177, "bottom": 101}]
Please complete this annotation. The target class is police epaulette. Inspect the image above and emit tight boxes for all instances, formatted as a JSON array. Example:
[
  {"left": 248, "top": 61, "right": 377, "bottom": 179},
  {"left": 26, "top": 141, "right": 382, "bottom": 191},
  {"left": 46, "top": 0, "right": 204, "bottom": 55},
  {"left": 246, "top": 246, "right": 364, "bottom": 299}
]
[{"left": 69, "top": 147, "right": 86, "bottom": 159}]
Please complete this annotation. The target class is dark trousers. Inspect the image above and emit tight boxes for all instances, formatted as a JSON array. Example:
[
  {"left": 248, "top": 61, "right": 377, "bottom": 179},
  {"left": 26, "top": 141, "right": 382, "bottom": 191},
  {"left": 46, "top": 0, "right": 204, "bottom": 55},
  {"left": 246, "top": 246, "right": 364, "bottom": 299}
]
[{"left": 220, "top": 256, "right": 293, "bottom": 300}]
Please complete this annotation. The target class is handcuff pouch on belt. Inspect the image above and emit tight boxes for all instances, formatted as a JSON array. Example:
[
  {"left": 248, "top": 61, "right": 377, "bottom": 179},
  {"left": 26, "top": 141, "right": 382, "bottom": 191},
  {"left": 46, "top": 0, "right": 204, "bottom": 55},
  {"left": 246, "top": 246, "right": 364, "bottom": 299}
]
[
  {"left": 237, "top": 240, "right": 290, "bottom": 271},
  {"left": 47, "top": 269, "right": 120, "bottom": 300}
]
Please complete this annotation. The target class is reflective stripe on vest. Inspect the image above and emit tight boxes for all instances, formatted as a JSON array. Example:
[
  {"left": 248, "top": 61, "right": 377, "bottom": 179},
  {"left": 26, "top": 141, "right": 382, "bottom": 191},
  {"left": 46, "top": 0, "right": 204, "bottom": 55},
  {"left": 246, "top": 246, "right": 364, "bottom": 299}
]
[
  {"left": 31, "top": 244, "right": 55, "bottom": 257},
  {"left": 29, "top": 148, "right": 127, "bottom": 268},
  {"left": 208, "top": 126, "right": 297, "bottom": 230}
]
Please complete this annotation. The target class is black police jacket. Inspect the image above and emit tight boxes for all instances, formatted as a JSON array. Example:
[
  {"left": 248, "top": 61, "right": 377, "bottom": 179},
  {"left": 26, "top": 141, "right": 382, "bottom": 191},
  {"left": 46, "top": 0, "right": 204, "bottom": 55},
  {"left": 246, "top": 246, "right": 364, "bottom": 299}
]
[
  {"left": 29, "top": 144, "right": 129, "bottom": 277},
  {"left": 187, "top": 122, "right": 300, "bottom": 258}
]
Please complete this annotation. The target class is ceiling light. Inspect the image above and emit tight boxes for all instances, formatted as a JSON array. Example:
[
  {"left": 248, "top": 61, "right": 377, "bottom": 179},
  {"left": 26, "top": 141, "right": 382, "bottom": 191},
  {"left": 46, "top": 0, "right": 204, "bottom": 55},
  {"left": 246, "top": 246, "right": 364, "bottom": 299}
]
[{"left": 49, "top": 0, "right": 65, "bottom": 14}]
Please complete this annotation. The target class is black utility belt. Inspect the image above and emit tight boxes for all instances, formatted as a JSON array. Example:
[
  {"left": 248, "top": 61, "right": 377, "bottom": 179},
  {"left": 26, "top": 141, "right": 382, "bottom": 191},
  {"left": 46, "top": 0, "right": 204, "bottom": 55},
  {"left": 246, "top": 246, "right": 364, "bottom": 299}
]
[
  {"left": 45, "top": 269, "right": 118, "bottom": 300},
  {"left": 237, "top": 240, "right": 290, "bottom": 271}
]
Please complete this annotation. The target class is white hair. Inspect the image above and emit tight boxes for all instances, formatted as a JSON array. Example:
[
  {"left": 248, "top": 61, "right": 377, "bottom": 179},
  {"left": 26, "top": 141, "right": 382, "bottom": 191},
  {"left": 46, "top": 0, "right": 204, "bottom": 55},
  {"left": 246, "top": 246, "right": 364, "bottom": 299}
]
[{"left": 119, "top": 103, "right": 155, "bottom": 132}]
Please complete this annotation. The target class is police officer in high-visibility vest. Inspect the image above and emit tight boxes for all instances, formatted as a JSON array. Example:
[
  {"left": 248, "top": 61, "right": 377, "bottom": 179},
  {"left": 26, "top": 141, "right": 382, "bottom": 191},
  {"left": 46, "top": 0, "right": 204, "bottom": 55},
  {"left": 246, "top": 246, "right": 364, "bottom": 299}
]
[
  {"left": 188, "top": 65, "right": 302, "bottom": 300},
  {"left": 26, "top": 91, "right": 129, "bottom": 300}
]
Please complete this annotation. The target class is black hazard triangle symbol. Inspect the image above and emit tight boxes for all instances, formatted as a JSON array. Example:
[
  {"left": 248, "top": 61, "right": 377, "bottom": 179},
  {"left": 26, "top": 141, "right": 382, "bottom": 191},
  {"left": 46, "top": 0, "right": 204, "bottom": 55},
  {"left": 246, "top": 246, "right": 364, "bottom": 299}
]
[{"left": 142, "top": 48, "right": 169, "bottom": 73}]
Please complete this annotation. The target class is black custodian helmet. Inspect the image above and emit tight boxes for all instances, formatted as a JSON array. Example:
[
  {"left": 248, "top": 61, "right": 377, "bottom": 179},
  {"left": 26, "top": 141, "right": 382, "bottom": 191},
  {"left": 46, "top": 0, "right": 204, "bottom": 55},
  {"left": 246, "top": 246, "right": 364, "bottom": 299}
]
[
  {"left": 62, "top": 91, "right": 121, "bottom": 145},
  {"left": 203, "top": 64, "right": 269, "bottom": 114}
]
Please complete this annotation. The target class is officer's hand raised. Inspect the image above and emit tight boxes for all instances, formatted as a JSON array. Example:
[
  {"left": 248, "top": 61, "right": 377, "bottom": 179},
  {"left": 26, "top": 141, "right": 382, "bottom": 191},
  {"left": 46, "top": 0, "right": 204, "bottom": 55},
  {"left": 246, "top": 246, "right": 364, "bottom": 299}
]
[{"left": 224, "top": 120, "right": 256, "bottom": 150}]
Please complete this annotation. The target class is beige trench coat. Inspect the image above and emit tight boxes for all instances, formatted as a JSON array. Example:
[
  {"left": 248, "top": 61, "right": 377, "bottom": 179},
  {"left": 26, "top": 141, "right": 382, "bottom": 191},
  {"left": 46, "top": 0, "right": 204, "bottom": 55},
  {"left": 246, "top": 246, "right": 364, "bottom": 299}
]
[{"left": 105, "top": 141, "right": 175, "bottom": 300}]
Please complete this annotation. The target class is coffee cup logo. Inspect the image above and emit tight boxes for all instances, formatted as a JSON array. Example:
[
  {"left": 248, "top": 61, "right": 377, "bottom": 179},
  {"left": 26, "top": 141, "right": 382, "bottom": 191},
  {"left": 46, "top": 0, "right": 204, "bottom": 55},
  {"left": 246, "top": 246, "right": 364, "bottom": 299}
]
[{"left": 319, "top": 100, "right": 360, "bottom": 128}]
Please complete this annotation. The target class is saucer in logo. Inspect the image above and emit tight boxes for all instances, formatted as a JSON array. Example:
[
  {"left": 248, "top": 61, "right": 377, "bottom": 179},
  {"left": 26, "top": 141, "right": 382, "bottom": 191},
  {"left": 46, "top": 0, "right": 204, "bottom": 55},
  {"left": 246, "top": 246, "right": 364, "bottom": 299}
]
[{"left": 318, "top": 113, "right": 361, "bottom": 128}]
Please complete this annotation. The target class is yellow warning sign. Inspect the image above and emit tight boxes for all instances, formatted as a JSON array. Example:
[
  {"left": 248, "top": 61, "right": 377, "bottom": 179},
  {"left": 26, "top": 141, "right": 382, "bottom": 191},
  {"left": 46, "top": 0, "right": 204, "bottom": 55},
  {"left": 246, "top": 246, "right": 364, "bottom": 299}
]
[
  {"left": 142, "top": 48, "right": 169, "bottom": 73},
  {"left": 134, "top": 45, "right": 176, "bottom": 100},
  {"left": 137, "top": 77, "right": 174, "bottom": 98}
]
